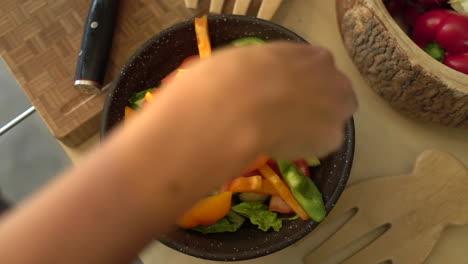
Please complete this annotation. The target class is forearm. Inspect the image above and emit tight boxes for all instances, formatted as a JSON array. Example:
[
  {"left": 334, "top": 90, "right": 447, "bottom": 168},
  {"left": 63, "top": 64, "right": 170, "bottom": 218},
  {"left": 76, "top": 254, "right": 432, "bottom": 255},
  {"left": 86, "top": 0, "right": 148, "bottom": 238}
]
[{"left": 0, "top": 75, "right": 259, "bottom": 264}]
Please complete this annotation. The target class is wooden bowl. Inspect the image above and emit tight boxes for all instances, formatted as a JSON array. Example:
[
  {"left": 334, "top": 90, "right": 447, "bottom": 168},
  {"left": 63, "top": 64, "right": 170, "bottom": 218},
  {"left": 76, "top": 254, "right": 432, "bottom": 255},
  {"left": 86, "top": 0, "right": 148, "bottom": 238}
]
[
  {"left": 336, "top": 0, "right": 468, "bottom": 128},
  {"left": 101, "top": 15, "right": 355, "bottom": 261}
]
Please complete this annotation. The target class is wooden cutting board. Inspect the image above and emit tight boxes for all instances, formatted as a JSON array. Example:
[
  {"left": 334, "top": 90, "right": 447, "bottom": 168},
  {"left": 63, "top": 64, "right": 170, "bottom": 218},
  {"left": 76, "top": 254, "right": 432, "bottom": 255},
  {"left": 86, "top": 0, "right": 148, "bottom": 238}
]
[{"left": 0, "top": 0, "right": 269, "bottom": 146}]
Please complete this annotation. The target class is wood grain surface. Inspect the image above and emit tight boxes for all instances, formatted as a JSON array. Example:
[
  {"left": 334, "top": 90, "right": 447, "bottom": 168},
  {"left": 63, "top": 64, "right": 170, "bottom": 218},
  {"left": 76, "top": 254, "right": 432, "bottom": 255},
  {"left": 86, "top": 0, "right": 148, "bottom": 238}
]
[
  {"left": 336, "top": 0, "right": 468, "bottom": 128},
  {"left": 304, "top": 150, "right": 468, "bottom": 264},
  {"left": 1, "top": 0, "right": 251, "bottom": 146}
]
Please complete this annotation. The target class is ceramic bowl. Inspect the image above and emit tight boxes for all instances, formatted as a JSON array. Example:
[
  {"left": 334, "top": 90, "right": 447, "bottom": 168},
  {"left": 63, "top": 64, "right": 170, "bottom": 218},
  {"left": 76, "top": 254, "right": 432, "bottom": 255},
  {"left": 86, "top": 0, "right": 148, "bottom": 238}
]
[{"left": 101, "top": 14, "right": 355, "bottom": 261}]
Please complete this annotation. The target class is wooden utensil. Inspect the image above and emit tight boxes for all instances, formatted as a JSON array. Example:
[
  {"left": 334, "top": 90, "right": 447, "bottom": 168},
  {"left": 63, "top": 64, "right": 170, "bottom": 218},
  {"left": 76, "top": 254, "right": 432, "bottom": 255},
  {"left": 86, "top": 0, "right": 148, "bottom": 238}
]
[
  {"left": 304, "top": 150, "right": 468, "bottom": 264},
  {"left": 186, "top": 0, "right": 284, "bottom": 20}
]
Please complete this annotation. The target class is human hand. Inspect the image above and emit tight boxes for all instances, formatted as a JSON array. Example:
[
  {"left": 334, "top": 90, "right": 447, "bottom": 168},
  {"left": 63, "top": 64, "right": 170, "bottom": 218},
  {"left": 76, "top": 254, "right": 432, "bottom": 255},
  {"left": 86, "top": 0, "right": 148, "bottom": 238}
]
[{"left": 175, "top": 42, "right": 357, "bottom": 159}]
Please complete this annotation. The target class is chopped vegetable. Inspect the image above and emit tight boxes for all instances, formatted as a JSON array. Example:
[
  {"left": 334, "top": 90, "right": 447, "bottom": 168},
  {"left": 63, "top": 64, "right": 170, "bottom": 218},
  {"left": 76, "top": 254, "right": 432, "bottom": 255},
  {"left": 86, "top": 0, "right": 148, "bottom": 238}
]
[
  {"left": 144, "top": 92, "right": 154, "bottom": 103},
  {"left": 294, "top": 159, "right": 312, "bottom": 178},
  {"left": 277, "top": 160, "right": 326, "bottom": 222},
  {"left": 225, "top": 176, "right": 279, "bottom": 195},
  {"left": 239, "top": 193, "right": 269, "bottom": 203},
  {"left": 124, "top": 106, "right": 136, "bottom": 120},
  {"left": 191, "top": 211, "right": 245, "bottom": 234},
  {"left": 232, "top": 37, "right": 266, "bottom": 47},
  {"left": 232, "top": 202, "right": 282, "bottom": 231},
  {"left": 179, "top": 192, "right": 233, "bottom": 228},
  {"left": 281, "top": 215, "right": 300, "bottom": 221},
  {"left": 175, "top": 69, "right": 188, "bottom": 78},
  {"left": 244, "top": 156, "right": 269, "bottom": 173},
  {"left": 259, "top": 164, "right": 310, "bottom": 220},
  {"left": 128, "top": 88, "right": 155, "bottom": 109},
  {"left": 269, "top": 195, "right": 294, "bottom": 214},
  {"left": 306, "top": 157, "right": 321, "bottom": 167},
  {"left": 194, "top": 15, "right": 212, "bottom": 59},
  {"left": 227, "top": 176, "right": 262, "bottom": 193}
]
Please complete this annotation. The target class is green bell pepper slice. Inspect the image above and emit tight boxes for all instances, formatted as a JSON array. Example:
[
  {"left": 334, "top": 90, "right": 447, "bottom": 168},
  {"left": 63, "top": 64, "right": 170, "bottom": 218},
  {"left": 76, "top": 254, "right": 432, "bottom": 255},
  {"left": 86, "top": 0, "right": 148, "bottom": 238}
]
[{"left": 277, "top": 160, "right": 326, "bottom": 222}]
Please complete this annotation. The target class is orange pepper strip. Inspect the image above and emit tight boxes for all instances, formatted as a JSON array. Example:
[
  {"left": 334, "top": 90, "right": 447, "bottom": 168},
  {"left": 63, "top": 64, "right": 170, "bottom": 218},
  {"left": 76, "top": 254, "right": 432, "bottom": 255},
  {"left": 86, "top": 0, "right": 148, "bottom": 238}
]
[
  {"left": 145, "top": 92, "right": 154, "bottom": 103},
  {"left": 229, "top": 176, "right": 262, "bottom": 193},
  {"left": 125, "top": 106, "right": 137, "bottom": 121},
  {"left": 225, "top": 176, "right": 279, "bottom": 195},
  {"left": 194, "top": 15, "right": 212, "bottom": 59},
  {"left": 244, "top": 156, "right": 269, "bottom": 173},
  {"left": 178, "top": 192, "right": 233, "bottom": 229},
  {"left": 259, "top": 165, "right": 310, "bottom": 220},
  {"left": 262, "top": 180, "right": 279, "bottom": 196}
]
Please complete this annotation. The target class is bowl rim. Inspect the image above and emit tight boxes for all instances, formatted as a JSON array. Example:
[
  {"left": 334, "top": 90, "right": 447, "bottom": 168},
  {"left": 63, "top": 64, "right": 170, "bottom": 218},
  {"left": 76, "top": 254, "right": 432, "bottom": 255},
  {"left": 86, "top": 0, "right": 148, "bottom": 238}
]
[{"left": 100, "top": 14, "right": 355, "bottom": 261}]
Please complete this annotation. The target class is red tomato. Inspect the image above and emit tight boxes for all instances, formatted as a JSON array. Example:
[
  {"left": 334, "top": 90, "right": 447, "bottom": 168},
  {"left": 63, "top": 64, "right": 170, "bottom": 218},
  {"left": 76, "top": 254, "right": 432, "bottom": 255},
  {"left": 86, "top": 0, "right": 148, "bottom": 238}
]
[
  {"left": 293, "top": 159, "right": 312, "bottom": 178},
  {"left": 413, "top": 9, "right": 452, "bottom": 48},
  {"left": 269, "top": 196, "right": 294, "bottom": 214},
  {"left": 403, "top": 5, "right": 424, "bottom": 26},
  {"left": 444, "top": 54, "right": 468, "bottom": 74}
]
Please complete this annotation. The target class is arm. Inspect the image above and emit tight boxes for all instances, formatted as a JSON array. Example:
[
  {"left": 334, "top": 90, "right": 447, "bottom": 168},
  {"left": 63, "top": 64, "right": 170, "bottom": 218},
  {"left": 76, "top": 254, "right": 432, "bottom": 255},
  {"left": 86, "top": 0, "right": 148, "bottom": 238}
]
[{"left": 0, "top": 43, "right": 356, "bottom": 264}]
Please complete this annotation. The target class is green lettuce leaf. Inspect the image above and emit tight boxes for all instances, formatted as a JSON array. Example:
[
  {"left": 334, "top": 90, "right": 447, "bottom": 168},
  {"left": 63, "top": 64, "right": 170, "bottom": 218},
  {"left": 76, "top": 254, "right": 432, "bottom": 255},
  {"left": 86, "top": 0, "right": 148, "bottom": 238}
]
[
  {"left": 232, "top": 202, "right": 282, "bottom": 232},
  {"left": 128, "top": 88, "right": 156, "bottom": 109},
  {"left": 191, "top": 211, "right": 245, "bottom": 234},
  {"left": 282, "top": 215, "right": 299, "bottom": 221}
]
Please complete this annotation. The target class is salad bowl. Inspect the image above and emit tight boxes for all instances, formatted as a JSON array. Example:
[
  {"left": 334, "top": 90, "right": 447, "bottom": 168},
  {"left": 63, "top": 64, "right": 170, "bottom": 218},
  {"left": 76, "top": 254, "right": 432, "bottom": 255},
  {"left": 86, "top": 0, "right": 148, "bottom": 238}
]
[{"left": 101, "top": 14, "right": 355, "bottom": 261}]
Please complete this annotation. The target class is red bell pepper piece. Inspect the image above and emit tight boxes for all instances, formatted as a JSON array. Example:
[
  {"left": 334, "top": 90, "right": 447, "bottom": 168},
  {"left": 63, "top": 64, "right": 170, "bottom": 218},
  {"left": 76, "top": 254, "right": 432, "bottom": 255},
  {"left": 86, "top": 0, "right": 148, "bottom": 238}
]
[
  {"left": 293, "top": 159, "right": 312, "bottom": 178},
  {"left": 413, "top": 9, "right": 468, "bottom": 74}
]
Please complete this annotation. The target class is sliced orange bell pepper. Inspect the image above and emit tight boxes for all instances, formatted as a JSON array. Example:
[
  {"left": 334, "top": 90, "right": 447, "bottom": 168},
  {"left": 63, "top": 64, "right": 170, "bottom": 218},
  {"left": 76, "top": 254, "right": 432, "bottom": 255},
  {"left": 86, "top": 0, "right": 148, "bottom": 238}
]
[
  {"left": 175, "top": 69, "right": 188, "bottom": 78},
  {"left": 244, "top": 156, "right": 269, "bottom": 173},
  {"left": 178, "top": 191, "right": 233, "bottom": 228},
  {"left": 125, "top": 106, "right": 136, "bottom": 121},
  {"left": 145, "top": 92, "right": 154, "bottom": 103},
  {"left": 259, "top": 165, "right": 309, "bottom": 220},
  {"left": 223, "top": 176, "right": 279, "bottom": 195},
  {"left": 262, "top": 180, "right": 278, "bottom": 195},
  {"left": 194, "top": 15, "right": 212, "bottom": 59},
  {"left": 229, "top": 176, "right": 262, "bottom": 193}
]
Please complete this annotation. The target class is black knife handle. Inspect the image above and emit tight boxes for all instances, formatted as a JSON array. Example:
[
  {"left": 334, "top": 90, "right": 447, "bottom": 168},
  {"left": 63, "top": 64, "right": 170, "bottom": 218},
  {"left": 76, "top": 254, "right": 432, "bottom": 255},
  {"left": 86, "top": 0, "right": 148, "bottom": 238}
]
[{"left": 74, "top": 0, "right": 119, "bottom": 93}]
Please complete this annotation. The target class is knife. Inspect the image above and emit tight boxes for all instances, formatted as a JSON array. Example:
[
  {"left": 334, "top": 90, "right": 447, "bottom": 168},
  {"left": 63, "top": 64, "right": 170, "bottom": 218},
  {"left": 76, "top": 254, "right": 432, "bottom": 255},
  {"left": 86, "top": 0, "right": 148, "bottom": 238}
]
[{"left": 74, "top": 0, "right": 120, "bottom": 94}]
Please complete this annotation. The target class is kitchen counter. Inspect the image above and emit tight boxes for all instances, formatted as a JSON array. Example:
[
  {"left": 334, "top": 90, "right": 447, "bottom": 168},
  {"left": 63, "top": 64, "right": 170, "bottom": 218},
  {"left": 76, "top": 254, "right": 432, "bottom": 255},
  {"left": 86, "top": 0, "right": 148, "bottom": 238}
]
[{"left": 59, "top": 0, "right": 468, "bottom": 263}]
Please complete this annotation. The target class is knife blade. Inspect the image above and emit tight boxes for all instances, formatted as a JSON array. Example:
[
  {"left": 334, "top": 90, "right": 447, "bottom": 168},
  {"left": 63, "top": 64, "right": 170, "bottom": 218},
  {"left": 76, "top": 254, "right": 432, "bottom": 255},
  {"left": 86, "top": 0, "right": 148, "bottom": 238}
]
[{"left": 74, "top": 0, "right": 120, "bottom": 94}]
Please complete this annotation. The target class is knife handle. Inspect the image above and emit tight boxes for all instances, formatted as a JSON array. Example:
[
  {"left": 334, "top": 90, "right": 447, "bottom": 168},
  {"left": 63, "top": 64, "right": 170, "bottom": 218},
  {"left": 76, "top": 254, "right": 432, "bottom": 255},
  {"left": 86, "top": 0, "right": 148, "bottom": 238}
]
[{"left": 74, "top": 0, "right": 119, "bottom": 93}]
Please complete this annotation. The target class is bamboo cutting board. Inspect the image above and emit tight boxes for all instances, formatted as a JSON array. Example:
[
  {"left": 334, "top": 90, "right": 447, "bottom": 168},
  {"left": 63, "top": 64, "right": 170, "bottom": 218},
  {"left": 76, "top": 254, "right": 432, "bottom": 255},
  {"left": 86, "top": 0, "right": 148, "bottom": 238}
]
[{"left": 0, "top": 0, "right": 270, "bottom": 146}]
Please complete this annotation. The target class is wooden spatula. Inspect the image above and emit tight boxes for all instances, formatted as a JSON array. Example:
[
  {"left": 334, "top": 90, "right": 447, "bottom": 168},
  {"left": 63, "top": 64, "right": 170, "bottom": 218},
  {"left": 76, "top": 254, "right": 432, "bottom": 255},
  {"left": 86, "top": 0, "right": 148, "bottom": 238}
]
[
  {"left": 304, "top": 150, "right": 468, "bottom": 264},
  {"left": 185, "top": 0, "right": 284, "bottom": 20}
]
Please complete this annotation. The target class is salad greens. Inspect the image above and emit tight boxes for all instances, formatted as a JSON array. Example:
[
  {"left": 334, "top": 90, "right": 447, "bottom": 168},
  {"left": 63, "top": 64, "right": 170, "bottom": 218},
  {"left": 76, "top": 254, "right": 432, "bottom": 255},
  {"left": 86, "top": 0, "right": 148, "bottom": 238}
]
[
  {"left": 191, "top": 211, "right": 245, "bottom": 234},
  {"left": 232, "top": 202, "right": 282, "bottom": 232},
  {"left": 128, "top": 88, "right": 155, "bottom": 109}
]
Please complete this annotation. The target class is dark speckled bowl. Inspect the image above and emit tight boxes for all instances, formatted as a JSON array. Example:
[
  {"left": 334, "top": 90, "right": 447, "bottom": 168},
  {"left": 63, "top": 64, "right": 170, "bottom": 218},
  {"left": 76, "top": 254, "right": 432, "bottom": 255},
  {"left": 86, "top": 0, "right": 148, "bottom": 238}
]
[{"left": 101, "top": 14, "right": 354, "bottom": 261}]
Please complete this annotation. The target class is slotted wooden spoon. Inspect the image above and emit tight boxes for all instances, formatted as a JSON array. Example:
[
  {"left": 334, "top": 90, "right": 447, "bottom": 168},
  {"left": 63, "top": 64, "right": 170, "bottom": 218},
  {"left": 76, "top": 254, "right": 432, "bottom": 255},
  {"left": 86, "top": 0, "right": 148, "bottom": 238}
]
[
  {"left": 304, "top": 150, "right": 468, "bottom": 264},
  {"left": 185, "top": 0, "right": 284, "bottom": 20}
]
